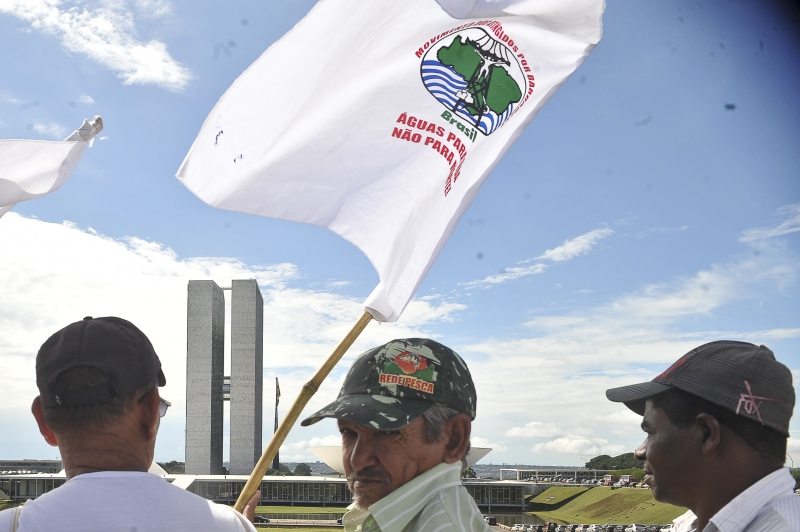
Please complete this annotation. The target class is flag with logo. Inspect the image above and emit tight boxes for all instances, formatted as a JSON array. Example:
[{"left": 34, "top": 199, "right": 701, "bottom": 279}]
[
  {"left": 0, "top": 117, "right": 103, "bottom": 219},
  {"left": 177, "top": 0, "right": 603, "bottom": 322}
]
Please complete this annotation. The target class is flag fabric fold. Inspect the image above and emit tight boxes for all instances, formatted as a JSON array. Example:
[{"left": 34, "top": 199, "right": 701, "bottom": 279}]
[
  {"left": 0, "top": 116, "right": 103, "bottom": 218},
  {"left": 176, "top": 0, "right": 603, "bottom": 321}
]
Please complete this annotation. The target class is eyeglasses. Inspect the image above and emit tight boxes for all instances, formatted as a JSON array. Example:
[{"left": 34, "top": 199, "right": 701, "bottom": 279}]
[
  {"left": 137, "top": 389, "right": 171, "bottom": 418},
  {"left": 159, "top": 398, "right": 171, "bottom": 418}
]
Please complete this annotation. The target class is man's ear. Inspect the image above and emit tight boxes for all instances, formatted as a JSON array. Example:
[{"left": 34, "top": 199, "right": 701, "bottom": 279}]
[
  {"left": 442, "top": 413, "right": 471, "bottom": 464},
  {"left": 138, "top": 388, "right": 161, "bottom": 442},
  {"left": 695, "top": 413, "right": 722, "bottom": 455},
  {"left": 31, "top": 397, "right": 59, "bottom": 447}
]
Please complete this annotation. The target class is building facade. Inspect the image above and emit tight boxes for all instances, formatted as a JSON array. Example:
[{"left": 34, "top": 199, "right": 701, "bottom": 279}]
[
  {"left": 230, "top": 280, "right": 264, "bottom": 475},
  {"left": 185, "top": 279, "right": 264, "bottom": 475},
  {"left": 186, "top": 280, "right": 226, "bottom": 475}
]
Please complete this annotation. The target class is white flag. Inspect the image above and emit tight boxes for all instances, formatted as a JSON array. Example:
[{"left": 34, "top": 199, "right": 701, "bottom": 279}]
[
  {"left": 0, "top": 116, "right": 103, "bottom": 219},
  {"left": 177, "top": 0, "right": 603, "bottom": 321}
]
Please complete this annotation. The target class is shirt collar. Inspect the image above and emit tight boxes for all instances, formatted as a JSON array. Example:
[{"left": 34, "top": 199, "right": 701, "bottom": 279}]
[
  {"left": 707, "top": 467, "right": 795, "bottom": 532},
  {"left": 344, "top": 462, "right": 462, "bottom": 532}
]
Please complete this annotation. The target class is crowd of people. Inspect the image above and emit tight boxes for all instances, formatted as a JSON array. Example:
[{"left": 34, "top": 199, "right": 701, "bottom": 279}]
[{"left": 0, "top": 316, "right": 797, "bottom": 531}]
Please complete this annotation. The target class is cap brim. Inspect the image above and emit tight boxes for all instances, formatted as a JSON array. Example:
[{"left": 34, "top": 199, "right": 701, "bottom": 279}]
[
  {"left": 606, "top": 381, "right": 672, "bottom": 415},
  {"left": 157, "top": 369, "right": 166, "bottom": 387},
  {"left": 301, "top": 394, "right": 433, "bottom": 431}
]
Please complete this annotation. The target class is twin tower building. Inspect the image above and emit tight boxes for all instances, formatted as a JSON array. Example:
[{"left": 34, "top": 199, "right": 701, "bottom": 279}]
[{"left": 185, "top": 280, "right": 264, "bottom": 475}]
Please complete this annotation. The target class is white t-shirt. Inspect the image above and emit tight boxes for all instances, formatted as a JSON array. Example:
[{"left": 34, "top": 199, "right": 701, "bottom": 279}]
[{"left": 0, "top": 471, "right": 256, "bottom": 532}]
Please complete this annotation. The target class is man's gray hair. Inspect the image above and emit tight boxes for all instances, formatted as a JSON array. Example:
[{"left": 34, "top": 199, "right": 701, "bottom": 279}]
[{"left": 421, "top": 404, "right": 471, "bottom": 460}]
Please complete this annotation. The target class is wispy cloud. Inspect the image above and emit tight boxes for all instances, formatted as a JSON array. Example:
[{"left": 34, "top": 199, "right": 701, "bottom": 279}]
[
  {"left": 740, "top": 204, "right": 800, "bottom": 242},
  {"left": 78, "top": 94, "right": 95, "bottom": 105},
  {"left": 135, "top": 0, "right": 172, "bottom": 17},
  {"left": 470, "top": 437, "right": 508, "bottom": 452},
  {"left": 31, "top": 122, "right": 66, "bottom": 138},
  {"left": 535, "top": 227, "right": 614, "bottom": 262},
  {"left": 635, "top": 225, "right": 689, "bottom": 238},
  {"left": 0, "top": 0, "right": 191, "bottom": 91},
  {"left": 280, "top": 435, "right": 341, "bottom": 452},
  {"left": 465, "top": 227, "right": 613, "bottom": 288},
  {"left": 531, "top": 436, "right": 625, "bottom": 456}
]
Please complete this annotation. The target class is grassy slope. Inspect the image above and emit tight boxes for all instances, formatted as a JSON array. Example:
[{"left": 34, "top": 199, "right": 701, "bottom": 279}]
[
  {"left": 530, "top": 487, "right": 686, "bottom": 525},
  {"left": 530, "top": 486, "right": 590, "bottom": 505}
]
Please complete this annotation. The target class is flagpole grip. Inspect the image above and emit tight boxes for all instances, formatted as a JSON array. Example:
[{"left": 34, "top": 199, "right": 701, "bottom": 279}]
[{"left": 233, "top": 310, "right": 373, "bottom": 512}]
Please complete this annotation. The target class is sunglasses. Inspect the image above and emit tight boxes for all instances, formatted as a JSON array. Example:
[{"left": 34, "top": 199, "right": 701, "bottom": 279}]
[{"left": 137, "top": 389, "right": 171, "bottom": 418}]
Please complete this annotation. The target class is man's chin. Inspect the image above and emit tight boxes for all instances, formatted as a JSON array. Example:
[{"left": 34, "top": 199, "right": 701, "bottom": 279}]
[{"left": 354, "top": 492, "right": 386, "bottom": 509}]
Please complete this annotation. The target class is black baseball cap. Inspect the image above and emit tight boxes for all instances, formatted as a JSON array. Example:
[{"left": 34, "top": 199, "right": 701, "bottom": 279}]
[
  {"left": 606, "top": 341, "right": 795, "bottom": 435},
  {"left": 302, "top": 338, "right": 477, "bottom": 430},
  {"left": 36, "top": 317, "right": 166, "bottom": 408}
]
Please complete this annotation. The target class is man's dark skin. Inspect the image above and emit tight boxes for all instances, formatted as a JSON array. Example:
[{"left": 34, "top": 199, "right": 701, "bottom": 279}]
[{"left": 635, "top": 398, "right": 784, "bottom": 531}]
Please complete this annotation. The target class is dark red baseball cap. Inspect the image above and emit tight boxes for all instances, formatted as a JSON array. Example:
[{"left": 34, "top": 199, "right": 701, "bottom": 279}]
[{"left": 606, "top": 341, "right": 795, "bottom": 435}]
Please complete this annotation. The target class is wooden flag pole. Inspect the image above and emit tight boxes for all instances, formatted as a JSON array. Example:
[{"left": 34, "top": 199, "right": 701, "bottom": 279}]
[{"left": 234, "top": 310, "right": 373, "bottom": 512}]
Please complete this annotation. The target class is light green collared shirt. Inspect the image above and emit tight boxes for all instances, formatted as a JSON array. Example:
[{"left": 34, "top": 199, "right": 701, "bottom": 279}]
[{"left": 343, "top": 462, "right": 489, "bottom": 532}]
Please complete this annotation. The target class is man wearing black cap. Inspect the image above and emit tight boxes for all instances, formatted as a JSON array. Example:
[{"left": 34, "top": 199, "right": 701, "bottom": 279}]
[
  {"left": 607, "top": 341, "right": 800, "bottom": 532},
  {"left": 302, "top": 338, "right": 488, "bottom": 532},
  {"left": 0, "top": 316, "right": 257, "bottom": 532}
]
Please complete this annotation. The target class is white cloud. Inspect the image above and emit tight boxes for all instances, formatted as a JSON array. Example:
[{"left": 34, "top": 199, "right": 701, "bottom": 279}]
[
  {"left": 0, "top": 213, "right": 467, "bottom": 460},
  {"left": 740, "top": 204, "right": 800, "bottom": 242},
  {"left": 505, "top": 421, "right": 564, "bottom": 439},
  {"left": 531, "top": 437, "right": 625, "bottom": 456},
  {"left": 135, "top": 0, "right": 172, "bottom": 17},
  {"left": 464, "top": 262, "right": 547, "bottom": 288},
  {"left": 32, "top": 122, "right": 66, "bottom": 138},
  {"left": 535, "top": 227, "right": 614, "bottom": 262},
  {"left": 470, "top": 437, "right": 508, "bottom": 452},
  {"left": 78, "top": 94, "right": 95, "bottom": 105},
  {"left": 281, "top": 435, "right": 341, "bottom": 452},
  {"left": 788, "top": 438, "right": 800, "bottom": 455},
  {"left": 0, "top": 0, "right": 191, "bottom": 91},
  {"left": 465, "top": 227, "right": 613, "bottom": 288}
]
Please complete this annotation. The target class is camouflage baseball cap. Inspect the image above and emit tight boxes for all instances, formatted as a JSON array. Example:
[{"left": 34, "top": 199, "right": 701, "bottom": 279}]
[{"left": 301, "top": 338, "right": 477, "bottom": 430}]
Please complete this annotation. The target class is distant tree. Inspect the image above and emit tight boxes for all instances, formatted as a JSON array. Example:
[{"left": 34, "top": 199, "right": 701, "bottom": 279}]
[
  {"left": 279, "top": 463, "right": 292, "bottom": 476},
  {"left": 294, "top": 463, "right": 312, "bottom": 476},
  {"left": 461, "top": 467, "right": 477, "bottom": 478},
  {"left": 157, "top": 461, "right": 185, "bottom": 474},
  {"left": 585, "top": 453, "right": 643, "bottom": 470}
]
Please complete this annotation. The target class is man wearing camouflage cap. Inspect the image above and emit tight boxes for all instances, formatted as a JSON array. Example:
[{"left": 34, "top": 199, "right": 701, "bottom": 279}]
[
  {"left": 302, "top": 338, "right": 487, "bottom": 532},
  {"left": 607, "top": 341, "right": 800, "bottom": 532}
]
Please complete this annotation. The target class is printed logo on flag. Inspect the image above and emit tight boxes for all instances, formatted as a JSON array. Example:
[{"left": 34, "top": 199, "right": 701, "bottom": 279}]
[
  {"left": 420, "top": 27, "right": 526, "bottom": 136},
  {"left": 378, "top": 351, "right": 436, "bottom": 394}
]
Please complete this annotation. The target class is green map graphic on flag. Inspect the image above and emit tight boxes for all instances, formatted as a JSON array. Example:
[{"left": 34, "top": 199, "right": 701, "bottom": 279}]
[{"left": 421, "top": 27, "right": 526, "bottom": 135}]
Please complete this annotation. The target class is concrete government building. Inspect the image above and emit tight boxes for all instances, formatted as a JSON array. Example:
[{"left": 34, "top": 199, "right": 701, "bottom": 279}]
[{"left": 186, "top": 279, "right": 264, "bottom": 475}]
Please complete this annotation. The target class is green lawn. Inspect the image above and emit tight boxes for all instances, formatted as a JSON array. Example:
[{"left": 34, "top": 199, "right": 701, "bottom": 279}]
[
  {"left": 529, "top": 486, "right": 685, "bottom": 525},
  {"left": 529, "top": 486, "right": 590, "bottom": 506}
]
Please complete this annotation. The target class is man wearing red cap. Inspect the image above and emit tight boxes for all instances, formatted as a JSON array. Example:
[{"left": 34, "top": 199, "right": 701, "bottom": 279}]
[{"left": 607, "top": 341, "right": 800, "bottom": 532}]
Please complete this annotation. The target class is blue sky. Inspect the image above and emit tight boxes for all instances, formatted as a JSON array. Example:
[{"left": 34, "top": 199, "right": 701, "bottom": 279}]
[{"left": 1, "top": 0, "right": 799, "bottom": 467}]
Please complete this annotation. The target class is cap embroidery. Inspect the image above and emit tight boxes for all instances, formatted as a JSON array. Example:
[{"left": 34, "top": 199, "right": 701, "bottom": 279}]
[
  {"left": 736, "top": 380, "right": 781, "bottom": 424},
  {"left": 377, "top": 351, "right": 436, "bottom": 394},
  {"left": 655, "top": 356, "right": 688, "bottom": 380},
  {"left": 393, "top": 351, "right": 428, "bottom": 375},
  {"left": 378, "top": 373, "right": 435, "bottom": 393}
]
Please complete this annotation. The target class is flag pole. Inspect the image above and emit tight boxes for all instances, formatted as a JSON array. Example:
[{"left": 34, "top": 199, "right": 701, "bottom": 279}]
[{"left": 234, "top": 310, "right": 373, "bottom": 512}]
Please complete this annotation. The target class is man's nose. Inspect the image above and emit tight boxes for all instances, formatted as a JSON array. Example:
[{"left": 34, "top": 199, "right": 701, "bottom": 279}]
[
  {"left": 634, "top": 439, "right": 647, "bottom": 462},
  {"left": 348, "top": 433, "right": 378, "bottom": 472}
]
